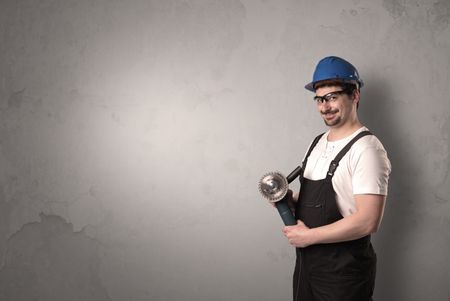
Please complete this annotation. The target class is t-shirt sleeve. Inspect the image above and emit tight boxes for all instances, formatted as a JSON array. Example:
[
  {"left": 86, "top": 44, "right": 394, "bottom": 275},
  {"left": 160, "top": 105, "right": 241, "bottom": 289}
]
[{"left": 352, "top": 146, "right": 392, "bottom": 195}]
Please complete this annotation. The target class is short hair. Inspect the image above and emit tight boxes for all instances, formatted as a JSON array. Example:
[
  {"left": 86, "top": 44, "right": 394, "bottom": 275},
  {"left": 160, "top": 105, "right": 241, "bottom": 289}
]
[{"left": 313, "top": 79, "right": 359, "bottom": 93}]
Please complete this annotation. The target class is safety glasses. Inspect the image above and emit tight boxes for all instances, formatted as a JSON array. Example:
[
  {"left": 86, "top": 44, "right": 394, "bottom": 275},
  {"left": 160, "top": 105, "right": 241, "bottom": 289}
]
[{"left": 314, "top": 90, "right": 349, "bottom": 104}]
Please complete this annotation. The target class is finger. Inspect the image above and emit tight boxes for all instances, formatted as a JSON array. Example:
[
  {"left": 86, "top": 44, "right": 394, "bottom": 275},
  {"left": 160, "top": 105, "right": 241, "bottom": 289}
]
[{"left": 283, "top": 225, "right": 295, "bottom": 233}]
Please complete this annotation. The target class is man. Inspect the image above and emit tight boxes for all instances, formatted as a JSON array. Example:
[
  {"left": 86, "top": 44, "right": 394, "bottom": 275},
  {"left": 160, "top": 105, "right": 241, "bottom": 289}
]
[{"left": 282, "top": 56, "right": 391, "bottom": 301}]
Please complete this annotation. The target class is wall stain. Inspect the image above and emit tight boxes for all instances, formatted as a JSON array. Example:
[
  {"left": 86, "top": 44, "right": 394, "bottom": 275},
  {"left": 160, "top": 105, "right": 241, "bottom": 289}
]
[
  {"left": 0, "top": 213, "right": 111, "bottom": 301},
  {"left": 383, "top": 0, "right": 407, "bottom": 19},
  {"left": 7, "top": 88, "right": 26, "bottom": 109},
  {"left": 428, "top": 0, "right": 450, "bottom": 32}
]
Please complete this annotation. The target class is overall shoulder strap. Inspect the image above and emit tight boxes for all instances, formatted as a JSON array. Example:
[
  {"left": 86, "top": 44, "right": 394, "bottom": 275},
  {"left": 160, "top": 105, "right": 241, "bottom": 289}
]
[
  {"left": 326, "top": 130, "right": 372, "bottom": 179},
  {"left": 300, "top": 133, "right": 325, "bottom": 180}
]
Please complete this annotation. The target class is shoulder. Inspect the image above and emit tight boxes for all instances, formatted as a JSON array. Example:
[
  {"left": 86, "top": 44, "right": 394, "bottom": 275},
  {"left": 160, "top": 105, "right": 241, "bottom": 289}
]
[
  {"left": 356, "top": 134, "right": 386, "bottom": 150},
  {"left": 348, "top": 132, "right": 391, "bottom": 173},
  {"left": 346, "top": 127, "right": 387, "bottom": 153},
  {"left": 349, "top": 134, "right": 392, "bottom": 195},
  {"left": 304, "top": 131, "right": 328, "bottom": 153},
  {"left": 352, "top": 132, "right": 388, "bottom": 155}
]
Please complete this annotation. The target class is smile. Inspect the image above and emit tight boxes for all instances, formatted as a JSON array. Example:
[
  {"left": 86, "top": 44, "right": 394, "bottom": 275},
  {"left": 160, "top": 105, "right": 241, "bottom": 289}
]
[{"left": 322, "top": 111, "right": 338, "bottom": 118}]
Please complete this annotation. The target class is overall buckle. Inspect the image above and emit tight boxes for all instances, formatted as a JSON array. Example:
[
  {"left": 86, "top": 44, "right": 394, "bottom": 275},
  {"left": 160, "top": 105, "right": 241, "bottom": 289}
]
[{"left": 327, "top": 160, "right": 339, "bottom": 177}]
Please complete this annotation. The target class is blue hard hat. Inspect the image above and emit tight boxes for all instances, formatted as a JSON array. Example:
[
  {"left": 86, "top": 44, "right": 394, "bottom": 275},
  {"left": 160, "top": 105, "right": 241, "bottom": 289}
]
[{"left": 305, "top": 56, "right": 363, "bottom": 92}]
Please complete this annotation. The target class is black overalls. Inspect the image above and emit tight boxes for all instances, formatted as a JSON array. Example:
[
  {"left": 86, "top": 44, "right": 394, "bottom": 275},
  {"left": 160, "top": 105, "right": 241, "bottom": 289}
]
[{"left": 293, "top": 131, "right": 376, "bottom": 301}]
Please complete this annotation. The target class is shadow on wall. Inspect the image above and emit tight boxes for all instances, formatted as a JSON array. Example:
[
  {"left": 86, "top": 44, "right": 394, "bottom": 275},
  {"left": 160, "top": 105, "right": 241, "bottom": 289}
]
[{"left": 359, "top": 76, "right": 421, "bottom": 300}]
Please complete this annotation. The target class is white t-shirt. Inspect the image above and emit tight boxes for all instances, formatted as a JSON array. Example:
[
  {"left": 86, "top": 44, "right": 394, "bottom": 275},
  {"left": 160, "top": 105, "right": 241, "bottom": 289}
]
[{"left": 302, "top": 126, "right": 391, "bottom": 217}]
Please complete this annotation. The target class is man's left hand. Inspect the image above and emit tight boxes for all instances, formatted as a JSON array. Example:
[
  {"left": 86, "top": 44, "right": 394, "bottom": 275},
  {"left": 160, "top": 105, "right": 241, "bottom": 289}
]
[{"left": 283, "top": 220, "right": 313, "bottom": 248}]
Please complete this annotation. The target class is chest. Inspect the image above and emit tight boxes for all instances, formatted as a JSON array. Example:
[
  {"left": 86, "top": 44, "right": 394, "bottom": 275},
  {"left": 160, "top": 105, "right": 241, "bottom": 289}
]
[{"left": 303, "top": 141, "right": 354, "bottom": 181}]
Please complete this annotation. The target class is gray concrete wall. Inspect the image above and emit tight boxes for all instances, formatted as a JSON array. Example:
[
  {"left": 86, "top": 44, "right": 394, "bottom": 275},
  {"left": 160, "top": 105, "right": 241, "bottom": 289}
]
[{"left": 0, "top": 0, "right": 449, "bottom": 300}]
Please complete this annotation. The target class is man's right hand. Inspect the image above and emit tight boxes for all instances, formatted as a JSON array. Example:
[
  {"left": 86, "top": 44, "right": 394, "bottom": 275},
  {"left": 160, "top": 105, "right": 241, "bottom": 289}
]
[{"left": 285, "top": 189, "right": 298, "bottom": 212}]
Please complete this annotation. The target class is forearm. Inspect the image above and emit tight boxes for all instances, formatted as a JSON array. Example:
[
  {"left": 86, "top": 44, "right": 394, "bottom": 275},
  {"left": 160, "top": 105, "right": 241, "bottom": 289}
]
[
  {"left": 308, "top": 194, "right": 385, "bottom": 245},
  {"left": 308, "top": 213, "right": 377, "bottom": 245},
  {"left": 284, "top": 194, "right": 386, "bottom": 248}
]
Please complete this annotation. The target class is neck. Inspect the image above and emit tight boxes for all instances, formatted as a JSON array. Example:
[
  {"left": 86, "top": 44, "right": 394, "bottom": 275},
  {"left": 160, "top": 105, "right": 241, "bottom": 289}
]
[{"left": 327, "top": 118, "right": 363, "bottom": 141}]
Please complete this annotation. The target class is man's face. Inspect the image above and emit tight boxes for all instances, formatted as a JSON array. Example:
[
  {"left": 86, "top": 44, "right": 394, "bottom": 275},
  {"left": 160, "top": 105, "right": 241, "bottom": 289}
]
[{"left": 314, "top": 86, "right": 357, "bottom": 128}]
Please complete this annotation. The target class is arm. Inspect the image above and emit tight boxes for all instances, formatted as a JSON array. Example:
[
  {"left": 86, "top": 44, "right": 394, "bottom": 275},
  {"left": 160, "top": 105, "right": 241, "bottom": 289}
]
[{"left": 283, "top": 193, "right": 386, "bottom": 248}]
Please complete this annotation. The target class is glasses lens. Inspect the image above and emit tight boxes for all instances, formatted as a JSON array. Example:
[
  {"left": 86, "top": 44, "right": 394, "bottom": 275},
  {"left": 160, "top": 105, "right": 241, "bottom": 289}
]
[
  {"left": 314, "top": 96, "right": 323, "bottom": 103},
  {"left": 324, "top": 92, "right": 337, "bottom": 102},
  {"left": 314, "top": 90, "right": 345, "bottom": 103}
]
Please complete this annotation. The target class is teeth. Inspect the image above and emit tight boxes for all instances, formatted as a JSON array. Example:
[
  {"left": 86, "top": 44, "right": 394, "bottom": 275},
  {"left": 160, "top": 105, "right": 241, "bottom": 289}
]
[{"left": 258, "top": 171, "right": 288, "bottom": 202}]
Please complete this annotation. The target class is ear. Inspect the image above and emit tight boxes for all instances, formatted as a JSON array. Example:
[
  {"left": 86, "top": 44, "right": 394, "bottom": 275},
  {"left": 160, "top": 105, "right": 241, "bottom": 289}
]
[{"left": 352, "top": 90, "right": 360, "bottom": 106}]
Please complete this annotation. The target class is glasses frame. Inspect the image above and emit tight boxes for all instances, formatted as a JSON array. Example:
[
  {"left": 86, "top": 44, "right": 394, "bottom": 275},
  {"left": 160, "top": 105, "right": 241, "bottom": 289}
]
[{"left": 314, "top": 90, "right": 350, "bottom": 104}]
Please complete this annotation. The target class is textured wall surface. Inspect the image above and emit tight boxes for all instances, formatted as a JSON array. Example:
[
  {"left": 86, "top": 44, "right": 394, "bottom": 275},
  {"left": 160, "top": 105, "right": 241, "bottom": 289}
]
[{"left": 0, "top": 0, "right": 449, "bottom": 300}]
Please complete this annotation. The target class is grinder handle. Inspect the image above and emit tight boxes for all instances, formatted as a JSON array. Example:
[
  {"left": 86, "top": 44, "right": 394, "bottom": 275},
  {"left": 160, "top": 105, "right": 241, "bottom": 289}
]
[
  {"left": 276, "top": 165, "right": 301, "bottom": 226},
  {"left": 286, "top": 165, "right": 302, "bottom": 183},
  {"left": 275, "top": 197, "right": 296, "bottom": 226}
]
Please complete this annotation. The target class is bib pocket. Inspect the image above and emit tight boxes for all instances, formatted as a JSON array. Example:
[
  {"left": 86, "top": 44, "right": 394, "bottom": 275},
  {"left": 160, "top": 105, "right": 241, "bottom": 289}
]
[{"left": 298, "top": 202, "right": 325, "bottom": 228}]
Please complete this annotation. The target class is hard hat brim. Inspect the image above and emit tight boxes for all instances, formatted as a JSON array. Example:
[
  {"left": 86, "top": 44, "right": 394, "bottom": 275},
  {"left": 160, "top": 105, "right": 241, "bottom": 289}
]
[{"left": 304, "top": 81, "right": 316, "bottom": 92}]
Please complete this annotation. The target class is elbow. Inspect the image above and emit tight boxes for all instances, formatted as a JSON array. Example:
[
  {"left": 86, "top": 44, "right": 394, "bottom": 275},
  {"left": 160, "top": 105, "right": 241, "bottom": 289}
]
[
  {"left": 365, "top": 220, "right": 381, "bottom": 235},
  {"left": 367, "top": 225, "right": 379, "bottom": 235}
]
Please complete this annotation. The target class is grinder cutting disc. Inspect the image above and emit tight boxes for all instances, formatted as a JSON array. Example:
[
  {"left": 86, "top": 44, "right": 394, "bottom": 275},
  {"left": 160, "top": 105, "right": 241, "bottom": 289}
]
[{"left": 258, "top": 171, "right": 289, "bottom": 203}]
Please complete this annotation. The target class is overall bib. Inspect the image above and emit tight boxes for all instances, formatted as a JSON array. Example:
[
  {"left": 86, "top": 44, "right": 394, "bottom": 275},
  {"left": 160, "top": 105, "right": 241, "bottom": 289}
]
[{"left": 293, "top": 131, "right": 376, "bottom": 301}]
